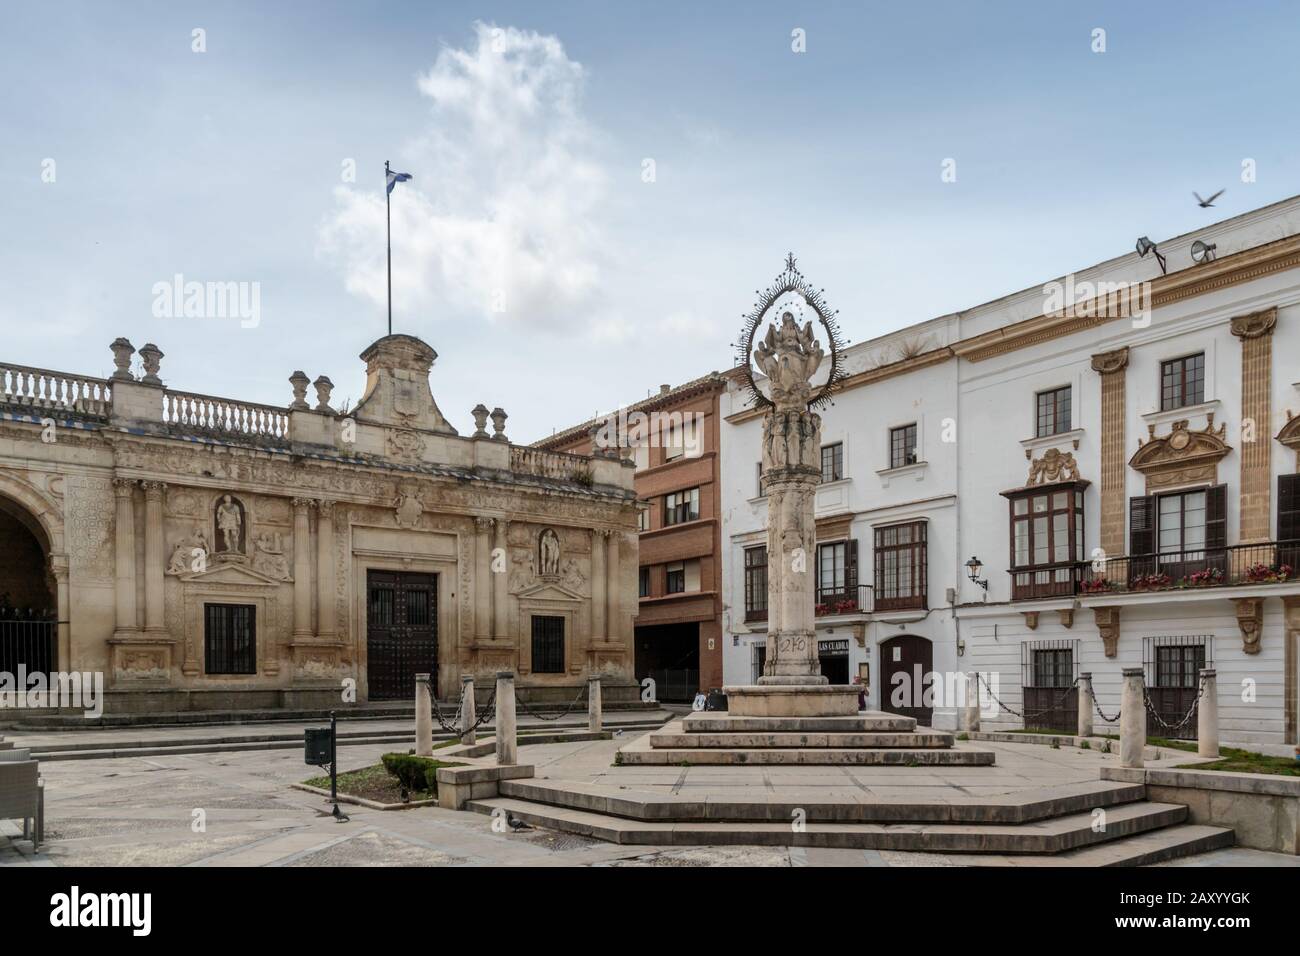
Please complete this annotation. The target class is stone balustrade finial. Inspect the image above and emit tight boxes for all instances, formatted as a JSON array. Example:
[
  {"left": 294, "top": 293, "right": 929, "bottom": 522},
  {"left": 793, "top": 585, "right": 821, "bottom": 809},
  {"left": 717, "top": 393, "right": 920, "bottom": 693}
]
[
  {"left": 138, "top": 343, "right": 164, "bottom": 386},
  {"left": 109, "top": 337, "right": 136, "bottom": 382},
  {"left": 313, "top": 375, "right": 335, "bottom": 414},
  {"left": 471, "top": 403, "right": 490, "bottom": 438},
  {"left": 490, "top": 407, "right": 508, "bottom": 442},
  {"left": 289, "top": 371, "right": 310, "bottom": 410}
]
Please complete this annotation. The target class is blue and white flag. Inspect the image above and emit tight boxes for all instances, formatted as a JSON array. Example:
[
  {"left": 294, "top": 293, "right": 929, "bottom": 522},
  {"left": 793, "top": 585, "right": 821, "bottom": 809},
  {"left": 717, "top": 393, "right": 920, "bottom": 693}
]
[{"left": 386, "top": 169, "right": 413, "bottom": 194}]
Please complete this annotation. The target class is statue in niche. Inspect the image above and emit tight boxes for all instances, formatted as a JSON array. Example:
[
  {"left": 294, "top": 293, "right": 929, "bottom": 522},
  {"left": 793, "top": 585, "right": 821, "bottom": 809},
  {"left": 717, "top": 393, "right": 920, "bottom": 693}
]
[
  {"left": 215, "top": 495, "right": 245, "bottom": 554},
  {"left": 539, "top": 528, "right": 561, "bottom": 577},
  {"left": 253, "top": 531, "right": 291, "bottom": 581}
]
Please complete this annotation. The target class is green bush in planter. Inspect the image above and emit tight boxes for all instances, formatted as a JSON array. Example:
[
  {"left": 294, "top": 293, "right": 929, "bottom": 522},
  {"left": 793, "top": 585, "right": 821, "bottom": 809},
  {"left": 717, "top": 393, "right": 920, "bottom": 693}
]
[{"left": 381, "top": 753, "right": 440, "bottom": 794}]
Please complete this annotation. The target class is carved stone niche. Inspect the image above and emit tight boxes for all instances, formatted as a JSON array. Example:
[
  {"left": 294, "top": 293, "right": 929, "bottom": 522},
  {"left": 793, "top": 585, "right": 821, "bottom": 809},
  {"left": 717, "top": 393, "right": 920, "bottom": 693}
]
[
  {"left": 1129, "top": 415, "right": 1231, "bottom": 491},
  {"left": 1233, "top": 597, "right": 1265, "bottom": 655},
  {"left": 1092, "top": 606, "right": 1121, "bottom": 658}
]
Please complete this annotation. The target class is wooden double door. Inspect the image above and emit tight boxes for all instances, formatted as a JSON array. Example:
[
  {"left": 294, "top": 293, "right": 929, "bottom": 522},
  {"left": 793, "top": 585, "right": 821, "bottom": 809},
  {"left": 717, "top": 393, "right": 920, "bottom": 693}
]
[
  {"left": 366, "top": 570, "right": 438, "bottom": 701},
  {"left": 879, "top": 635, "right": 934, "bottom": 726}
]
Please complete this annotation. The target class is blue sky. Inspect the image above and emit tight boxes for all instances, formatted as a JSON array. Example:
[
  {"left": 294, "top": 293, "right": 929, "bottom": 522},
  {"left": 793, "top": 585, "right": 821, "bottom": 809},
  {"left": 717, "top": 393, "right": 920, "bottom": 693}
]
[{"left": 3, "top": 1, "right": 1298, "bottom": 441}]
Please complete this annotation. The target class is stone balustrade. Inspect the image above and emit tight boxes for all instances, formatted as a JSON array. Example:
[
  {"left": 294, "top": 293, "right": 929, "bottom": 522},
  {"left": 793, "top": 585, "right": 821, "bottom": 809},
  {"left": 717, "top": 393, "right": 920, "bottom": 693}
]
[
  {"left": 163, "top": 389, "right": 291, "bottom": 445},
  {"left": 509, "top": 446, "right": 594, "bottom": 483},
  {"left": 0, "top": 362, "right": 112, "bottom": 419}
]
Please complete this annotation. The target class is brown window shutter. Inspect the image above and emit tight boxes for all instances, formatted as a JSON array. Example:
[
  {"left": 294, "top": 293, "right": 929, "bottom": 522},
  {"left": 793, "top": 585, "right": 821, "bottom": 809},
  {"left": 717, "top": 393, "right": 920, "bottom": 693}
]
[
  {"left": 1205, "top": 484, "right": 1227, "bottom": 551},
  {"left": 1279, "top": 474, "right": 1300, "bottom": 542},
  {"left": 1129, "top": 495, "right": 1156, "bottom": 556}
]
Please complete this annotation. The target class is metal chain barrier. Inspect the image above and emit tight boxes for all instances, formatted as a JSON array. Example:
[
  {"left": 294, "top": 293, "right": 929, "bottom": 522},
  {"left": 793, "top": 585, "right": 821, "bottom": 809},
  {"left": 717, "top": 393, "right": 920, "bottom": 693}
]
[
  {"left": 977, "top": 673, "right": 1079, "bottom": 721},
  {"left": 1091, "top": 694, "right": 1121, "bottom": 724},
  {"left": 515, "top": 684, "right": 588, "bottom": 722},
  {"left": 1142, "top": 673, "right": 1206, "bottom": 736}
]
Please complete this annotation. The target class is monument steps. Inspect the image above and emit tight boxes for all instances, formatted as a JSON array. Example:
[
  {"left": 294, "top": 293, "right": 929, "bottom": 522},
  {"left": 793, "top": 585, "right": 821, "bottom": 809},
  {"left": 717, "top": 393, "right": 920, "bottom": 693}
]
[
  {"left": 618, "top": 746, "right": 995, "bottom": 766},
  {"left": 467, "top": 795, "right": 1225, "bottom": 857},
  {"left": 647, "top": 731, "right": 955, "bottom": 749},
  {"left": 495, "top": 778, "right": 1148, "bottom": 823}
]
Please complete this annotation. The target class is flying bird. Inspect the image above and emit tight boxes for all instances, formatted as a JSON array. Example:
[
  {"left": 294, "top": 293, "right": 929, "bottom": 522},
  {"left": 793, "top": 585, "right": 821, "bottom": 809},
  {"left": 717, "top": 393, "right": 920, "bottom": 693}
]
[{"left": 1194, "top": 189, "right": 1225, "bottom": 208}]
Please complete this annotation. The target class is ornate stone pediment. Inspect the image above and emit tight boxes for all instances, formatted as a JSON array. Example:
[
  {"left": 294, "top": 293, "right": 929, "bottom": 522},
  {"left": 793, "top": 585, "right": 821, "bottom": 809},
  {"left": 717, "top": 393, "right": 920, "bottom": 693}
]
[
  {"left": 514, "top": 581, "right": 584, "bottom": 603},
  {"left": 1277, "top": 409, "right": 1300, "bottom": 460},
  {"left": 1129, "top": 415, "right": 1230, "bottom": 489},
  {"left": 353, "top": 334, "right": 458, "bottom": 435},
  {"left": 176, "top": 561, "right": 283, "bottom": 588}
]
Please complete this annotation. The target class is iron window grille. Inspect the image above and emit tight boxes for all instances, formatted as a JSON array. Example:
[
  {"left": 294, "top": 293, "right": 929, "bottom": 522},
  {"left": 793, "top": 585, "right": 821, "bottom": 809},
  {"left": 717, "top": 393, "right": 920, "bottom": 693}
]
[
  {"left": 204, "top": 603, "right": 256, "bottom": 675},
  {"left": 530, "top": 615, "right": 565, "bottom": 674}
]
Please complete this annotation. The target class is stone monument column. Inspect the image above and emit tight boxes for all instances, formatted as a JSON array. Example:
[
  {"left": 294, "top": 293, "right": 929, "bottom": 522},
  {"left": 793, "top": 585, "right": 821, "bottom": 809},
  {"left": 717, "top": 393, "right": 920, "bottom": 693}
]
[
  {"left": 590, "top": 529, "right": 607, "bottom": 641},
  {"left": 112, "top": 478, "right": 138, "bottom": 637},
  {"left": 141, "top": 481, "right": 167, "bottom": 634},
  {"left": 604, "top": 529, "right": 620, "bottom": 642},
  {"left": 474, "top": 517, "right": 494, "bottom": 642},
  {"left": 316, "top": 500, "right": 336, "bottom": 639},
  {"left": 292, "top": 498, "right": 315, "bottom": 637}
]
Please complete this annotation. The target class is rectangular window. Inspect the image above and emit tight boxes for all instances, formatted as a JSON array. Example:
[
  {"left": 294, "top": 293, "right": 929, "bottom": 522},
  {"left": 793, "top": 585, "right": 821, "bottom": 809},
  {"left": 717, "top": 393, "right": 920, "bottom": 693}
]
[
  {"left": 638, "top": 567, "right": 650, "bottom": 598},
  {"left": 889, "top": 424, "right": 918, "bottom": 469},
  {"left": 744, "top": 546, "right": 768, "bottom": 621},
  {"left": 1130, "top": 487, "right": 1226, "bottom": 585},
  {"left": 821, "top": 443, "right": 843, "bottom": 483},
  {"left": 1280, "top": 474, "right": 1300, "bottom": 570},
  {"left": 1036, "top": 386, "right": 1071, "bottom": 437},
  {"left": 1160, "top": 353, "right": 1205, "bottom": 410},
  {"left": 204, "top": 604, "right": 256, "bottom": 675},
  {"left": 1031, "top": 648, "right": 1073, "bottom": 688},
  {"left": 665, "top": 562, "right": 685, "bottom": 594},
  {"left": 530, "top": 615, "right": 565, "bottom": 674},
  {"left": 1008, "top": 487, "right": 1084, "bottom": 600},
  {"left": 663, "top": 487, "right": 700, "bottom": 525},
  {"left": 1021, "top": 640, "right": 1078, "bottom": 733},
  {"left": 1158, "top": 490, "right": 1207, "bottom": 554},
  {"left": 874, "top": 522, "right": 927, "bottom": 611},
  {"left": 637, "top": 507, "right": 650, "bottom": 532},
  {"left": 756, "top": 462, "right": 764, "bottom": 497},
  {"left": 818, "top": 541, "right": 847, "bottom": 593},
  {"left": 1155, "top": 644, "right": 1206, "bottom": 689}
]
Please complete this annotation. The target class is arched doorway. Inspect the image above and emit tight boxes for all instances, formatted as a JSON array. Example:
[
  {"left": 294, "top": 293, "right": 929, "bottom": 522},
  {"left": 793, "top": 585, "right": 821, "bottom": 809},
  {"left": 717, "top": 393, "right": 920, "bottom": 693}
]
[
  {"left": 0, "top": 495, "right": 57, "bottom": 676},
  {"left": 879, "top": 634, "right": 933, "bottom": 726}
]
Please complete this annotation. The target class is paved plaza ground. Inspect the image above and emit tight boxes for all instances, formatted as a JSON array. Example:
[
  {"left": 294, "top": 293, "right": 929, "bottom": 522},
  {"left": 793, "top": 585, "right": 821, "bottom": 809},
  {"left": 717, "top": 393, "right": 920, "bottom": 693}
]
[{"left": 2, "top": 719, "right": 1297, "bottom": 868}]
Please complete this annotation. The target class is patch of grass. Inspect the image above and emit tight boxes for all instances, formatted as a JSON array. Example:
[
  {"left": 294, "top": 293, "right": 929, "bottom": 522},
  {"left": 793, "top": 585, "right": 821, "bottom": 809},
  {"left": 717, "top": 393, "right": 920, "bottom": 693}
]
[
  {"left": 1176, "top": 748, "right": 1300, "bottom": 777},
  {"left": 1080, "top": 740, "right": 1090, "bottom": 750},
  {"left": 955, "top": 732, "right": 969, "bottom": 741},
  {"left": 304, "top": 757, "right": 466, "bottom": 804},
  {"left": 1005, "top": 728, "right": 1073, "bottom": 736}
]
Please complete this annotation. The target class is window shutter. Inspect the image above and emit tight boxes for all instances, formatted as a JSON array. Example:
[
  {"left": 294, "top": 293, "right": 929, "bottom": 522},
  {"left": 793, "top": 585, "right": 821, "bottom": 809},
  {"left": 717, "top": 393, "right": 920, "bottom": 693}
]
[
  {"left": 847, "top": 538, "right": 859, "bottom": 588},
  {"left": 1205, "top": 484, "right": 1227, "bottom": 551},
  {"left": 1129, "top": 495, "right": 1155, "bottom": 556},
  {"left": 1279, "top": 474, "right": 1300, "bottom": 542}
]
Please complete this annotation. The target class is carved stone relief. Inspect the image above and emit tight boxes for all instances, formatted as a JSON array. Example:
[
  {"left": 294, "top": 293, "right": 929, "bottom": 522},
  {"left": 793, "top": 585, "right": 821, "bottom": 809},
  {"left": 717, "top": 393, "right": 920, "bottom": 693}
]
[{"left": 1027, "top": 447, "right": 1080, "bottom": 485}]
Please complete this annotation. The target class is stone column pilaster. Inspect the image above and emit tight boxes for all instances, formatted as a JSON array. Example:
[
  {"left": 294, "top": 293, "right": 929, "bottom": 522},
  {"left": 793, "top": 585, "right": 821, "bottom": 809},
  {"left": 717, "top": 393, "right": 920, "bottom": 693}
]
[
  {"left": 1283, "top": 597, "right": 1300, "bottom": 745},
  {"left": 1091, "top": 347, "right": 1129, "bottom": 563},
  {"left": 316, "top": 500, "right": 336, "bottom": 639},
  {"left": 141, "top": 481, "right": 166, "bottom": 633},
  {"left": 292, "top": 497, "right": 315, "bottom": 637},
  {"left": 112, "top": 478, "right": 138, "bottom": 636},
  {"left": 474, "top": 517, "right": 494, "bottom": 643},
  {"left": 604, "top": 529, "right": 620, "bottom": 643},
  {"left": 50, "top": 553, "right": 71, "bottom": 670},
  {"left": 591, "top": 529, "right": 607, "bottom": 641},
  {"left": 492, "top": 519, "right": 509, "bottom": 641},
  {"left": 1231, "top": 308, "right": 1277, "bottom": 543}
]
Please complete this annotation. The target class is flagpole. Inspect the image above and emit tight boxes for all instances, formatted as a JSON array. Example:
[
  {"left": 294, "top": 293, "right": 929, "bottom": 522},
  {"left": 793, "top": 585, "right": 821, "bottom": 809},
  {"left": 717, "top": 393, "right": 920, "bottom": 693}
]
[{"left": 385, "top": 160, "right": 392, "bottom": 337}]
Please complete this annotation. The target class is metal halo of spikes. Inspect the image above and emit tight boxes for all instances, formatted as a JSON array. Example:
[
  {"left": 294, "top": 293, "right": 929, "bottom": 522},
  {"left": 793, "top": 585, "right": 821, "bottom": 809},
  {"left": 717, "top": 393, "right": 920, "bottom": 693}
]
[{"left": 734, "top": 252, "right": 849, "bottom": 411}]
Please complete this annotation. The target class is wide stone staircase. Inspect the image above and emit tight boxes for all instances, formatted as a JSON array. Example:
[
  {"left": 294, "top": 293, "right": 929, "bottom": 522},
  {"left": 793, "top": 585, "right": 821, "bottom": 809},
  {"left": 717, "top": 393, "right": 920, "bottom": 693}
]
[
  {"left": 616, "top": 712, "right": 996, "bottom": 766},
  {"left": 467, "top": 779, "right": 1233, "bottom": 865}
]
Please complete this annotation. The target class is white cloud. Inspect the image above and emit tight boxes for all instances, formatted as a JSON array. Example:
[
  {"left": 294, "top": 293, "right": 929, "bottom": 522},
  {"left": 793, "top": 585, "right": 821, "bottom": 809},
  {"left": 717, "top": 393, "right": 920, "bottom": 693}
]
[{"left": 317, "top": 22, "right": 609, "bottom": 330}]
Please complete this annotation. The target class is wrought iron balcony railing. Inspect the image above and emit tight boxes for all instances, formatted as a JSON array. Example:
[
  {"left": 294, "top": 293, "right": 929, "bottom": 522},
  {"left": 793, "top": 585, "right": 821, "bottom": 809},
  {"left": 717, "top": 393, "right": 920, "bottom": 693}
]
[
  {"left": 815, "top": 584, "right": 875, "bottom": 616},
  {"left": 1010, "top": 540, "right": 1299, "bottom": 600}
]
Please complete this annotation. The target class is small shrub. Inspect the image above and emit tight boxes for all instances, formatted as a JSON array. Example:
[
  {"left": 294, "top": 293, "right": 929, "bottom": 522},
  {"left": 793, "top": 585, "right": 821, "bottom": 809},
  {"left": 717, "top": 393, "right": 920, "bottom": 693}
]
[
  {"left": 381, "top": 753, "right": 442, "bottom": 794},
  {"left": 1080, "top": 740, "right": 1090, "bottom": 750},
  {"left": 956, "top": 732, "right": 969, "bottom": 741},
  {"left": 1050, "top": 740, "right": 1060, "bottom": 749}
]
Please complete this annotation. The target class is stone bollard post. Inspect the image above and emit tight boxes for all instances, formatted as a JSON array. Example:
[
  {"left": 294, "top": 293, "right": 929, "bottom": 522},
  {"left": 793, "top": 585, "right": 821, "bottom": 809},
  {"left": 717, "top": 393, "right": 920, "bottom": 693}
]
[
  {"left": 460, "top": 675, "right": 476, "bottom": 746},
  {"left": 1120, "top": 667, "right": 1146, "bottom": 769},
  {"left": 1077, "top": 672, "right": 1094, "bottom": 739},
  {"left": 959, "top": 671, "right": 981, "bottom": 732},
  {"left": 588, "top": 675, "right": 603, "bottom": 733},
  {"left": 1197, "top": 668, "right": 1219, "bottom": 759},
  {"left": 495, "top": 671, "right": 517, "bottom": 766},
  {"left": 414, "top": 673, "right": 433, "bottom": 757}
]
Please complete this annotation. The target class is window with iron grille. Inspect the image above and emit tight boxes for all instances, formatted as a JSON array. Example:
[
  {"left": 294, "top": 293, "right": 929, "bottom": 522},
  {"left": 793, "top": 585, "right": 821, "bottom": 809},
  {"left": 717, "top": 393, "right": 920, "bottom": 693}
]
[
  {"left": 638, "top": 567, "right": 650, "bottom": 597},
  {"left": 204, "top": 603, "right": 256, "bottom": 675},
  {"left": 1155, "top": 644, "right": 1205, "bottom": 688},
  {"left": 530, "top": 615, "right": 565, "bottom": 674},
  {"left": 873, "top": 522, "right": 926, "bottom": 609},
  {"left": 1160, "top": 353, "right": 1205, "bottom": 410},
  {"left": 889, "top": 424, "right": 917, "bottom": 469},
  {"left": 1036, "top": 386, "right": 1071, "bottom": 437},
  {"left": 744, "top": 546, "right": 767, "bottom": 619},
  {"left": 664, "top": 487, "right": 700, "bottom": 525},
  {"left": 1031, "top": 648, "right": 1073, "bottom": 688},
  {"left": 665, "top": 562, "right": 685, "bottom": 594},
  {"left": 821, "top": 443, "right": 843, "bottom": 482}
]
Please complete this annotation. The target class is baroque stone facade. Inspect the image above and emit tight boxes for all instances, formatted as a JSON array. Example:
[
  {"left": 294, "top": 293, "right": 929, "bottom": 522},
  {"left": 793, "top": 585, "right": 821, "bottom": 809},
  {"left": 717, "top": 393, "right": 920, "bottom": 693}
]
[{"left": 0, "top": 334, "right": 638, "bottom": 713}]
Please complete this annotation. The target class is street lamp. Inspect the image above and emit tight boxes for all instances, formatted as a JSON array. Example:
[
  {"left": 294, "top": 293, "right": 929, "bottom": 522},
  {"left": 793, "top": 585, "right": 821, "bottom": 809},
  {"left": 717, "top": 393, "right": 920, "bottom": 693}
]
[{"left": 965, "top": 555, "right": 988, "bottom": 592}]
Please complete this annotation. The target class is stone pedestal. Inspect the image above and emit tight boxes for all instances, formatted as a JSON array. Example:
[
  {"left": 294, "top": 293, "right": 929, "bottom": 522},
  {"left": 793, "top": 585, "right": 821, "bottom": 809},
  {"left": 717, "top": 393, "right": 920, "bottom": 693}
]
[
  {"left": 414, "top": 673, "right": 433, "bottom": 757},
  {"left": 959, "top": 671, "right": 981, "bottom": 732},
  {"left": 587, "top": 675, "right": 602, "bottom": 733},
  {"left": 1197, "top": 668, "right": 1219, "bottom": 759},
  {"left": 460, "top": 675, "right": 476, "bottom": 746},
  {"left": 1120, "top": 667, "right": 1146, "bottom": 769},
  {"left": 1077, "top": 672, "right": 1094, "bottom": 738},
  {"left": 495, "top": 672, "right": 517, "bottom": 766}
]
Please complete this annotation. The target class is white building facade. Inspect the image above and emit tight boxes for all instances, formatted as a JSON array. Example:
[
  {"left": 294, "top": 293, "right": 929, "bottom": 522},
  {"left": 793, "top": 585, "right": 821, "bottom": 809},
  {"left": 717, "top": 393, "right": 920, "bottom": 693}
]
[{"left": 721, "top": 197, "right": 1300, "bottom": 747}]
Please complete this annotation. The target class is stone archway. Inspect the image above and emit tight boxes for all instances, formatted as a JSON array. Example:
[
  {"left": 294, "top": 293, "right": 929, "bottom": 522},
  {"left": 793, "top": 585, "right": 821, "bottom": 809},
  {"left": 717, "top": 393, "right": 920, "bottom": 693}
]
[{"left": 0, "top": 474, "right": 69, "bottom": 672}]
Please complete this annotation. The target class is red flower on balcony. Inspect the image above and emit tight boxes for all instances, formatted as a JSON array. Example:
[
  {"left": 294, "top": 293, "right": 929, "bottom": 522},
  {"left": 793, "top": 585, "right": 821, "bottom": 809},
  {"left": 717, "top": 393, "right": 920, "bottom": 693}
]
[
  {"left": 1181, "top": 567, "right": 1224, "bottom": 588},
  {"left": 1131, "top": 573, "right": 1172, "bottom": 591},
  {"left": 1245, "top": 562, "right": 1294, "bottom": 583},
  {"left": 1079, "top": 577, "right": 1117, "bottom": 594},
  {"left": 833, "top": 599, "right": 858, "bottom": 614},
  {"left": 815, "top": 603, "right": 829, "bottom": 616}
]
